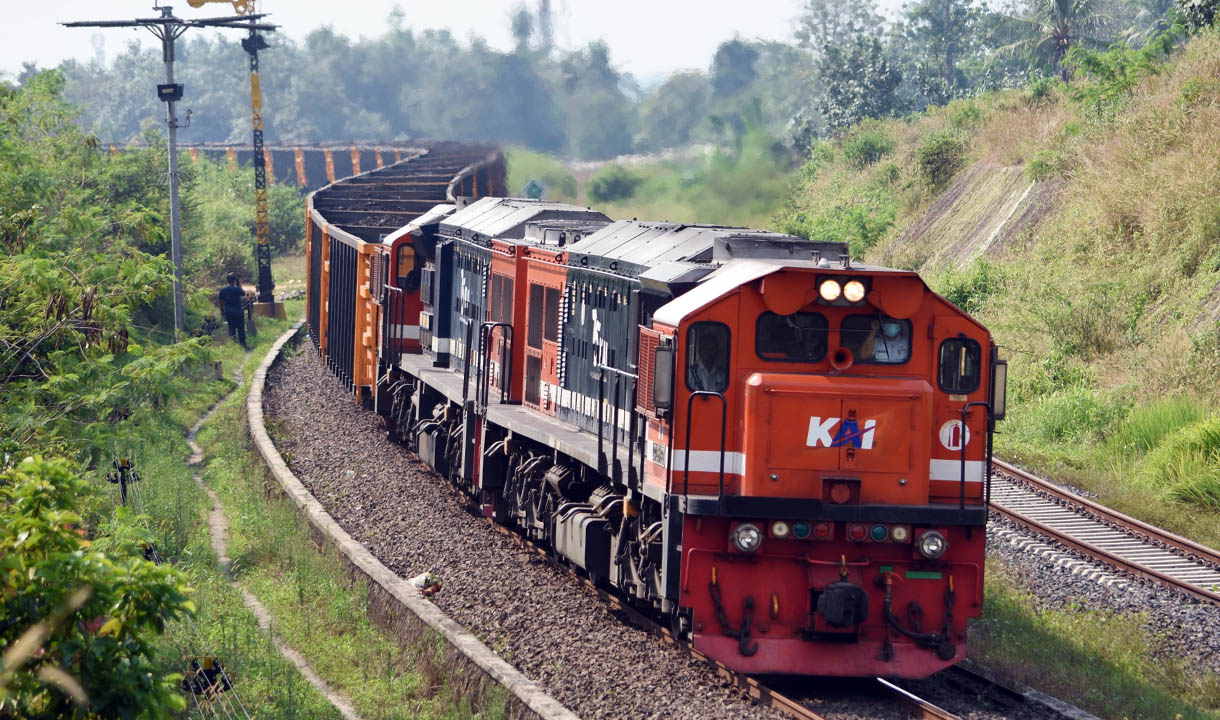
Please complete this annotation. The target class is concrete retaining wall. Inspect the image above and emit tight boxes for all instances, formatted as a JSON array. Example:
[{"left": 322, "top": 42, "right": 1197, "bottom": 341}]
[{"left": 246, "top": 321, "right": 578, "bottom": 720}]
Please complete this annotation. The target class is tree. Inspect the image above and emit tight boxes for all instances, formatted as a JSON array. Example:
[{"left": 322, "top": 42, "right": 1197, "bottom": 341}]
[
  {"left": 635, "top": 72, "right": 712, "bottom": 151},
  {"left": 1178, "top": 0, "right": 1219, "bottom": 28},
  {"left": 1, "top": 71, "right": 209, "bottom": 460},
  {"left": 991, "top": 0, "right": 1110, "bottom": 81},
  {"left": 818, "top": 35, "right": 903, "bottom": 130},
  {"left": 710, "top": 39, "right": 760, "bottom": 97},
  {"left": 796, "top": 0, "right": 887, "bottom": 52},
  {"left": 558, "top": 42, "right": 635, "bottom": 158},
  {"left": 903, "top": 0, "right": 983, "bottom": 102},
  {"left": 510, "top": 5, "right": 534, "bottom": 53},
  {"left": 0, "top": 457, "right": 194, "bottom": 718}
]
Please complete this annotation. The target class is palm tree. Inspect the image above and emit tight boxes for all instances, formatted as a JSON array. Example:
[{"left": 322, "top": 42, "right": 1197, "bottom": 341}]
[{"left": 991, "top": 0, "right": 1110, "bottom": 81}]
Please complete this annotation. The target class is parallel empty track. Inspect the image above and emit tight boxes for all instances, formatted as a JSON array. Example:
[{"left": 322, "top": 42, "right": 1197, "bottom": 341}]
[{"left": 990, "top": 459, "right": 1220, "bottom": 604}]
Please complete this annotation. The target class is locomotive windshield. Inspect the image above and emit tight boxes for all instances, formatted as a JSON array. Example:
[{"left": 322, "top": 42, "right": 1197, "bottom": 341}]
[
  {"left": 840, "top": 314, "right": 912, "bottom": 364},
  {"left": 756, "top": 311, "right": 828, "bottom": 362}
]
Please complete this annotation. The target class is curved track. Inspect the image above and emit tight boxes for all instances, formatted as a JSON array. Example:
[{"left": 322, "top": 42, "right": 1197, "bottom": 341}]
[{"left": 990, "top": 459, "right": 1220, "bottom": 604}]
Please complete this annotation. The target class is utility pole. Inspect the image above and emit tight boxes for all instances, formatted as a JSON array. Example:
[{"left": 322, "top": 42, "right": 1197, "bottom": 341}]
[
  {"left": 161, "top": 7, "right": 187, "bottom": 336},
  {"left": 63, "top": 5, "right": 277, "bottom": 338}
]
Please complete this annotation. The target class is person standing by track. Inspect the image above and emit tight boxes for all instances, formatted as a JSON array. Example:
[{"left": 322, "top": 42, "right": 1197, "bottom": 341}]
[{"left": 218, "top": 273, "right": 249, "bottom": 350}]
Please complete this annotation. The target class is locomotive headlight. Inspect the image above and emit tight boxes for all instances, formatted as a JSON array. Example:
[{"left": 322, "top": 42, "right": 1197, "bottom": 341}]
[
  {"left": 818, "top": 279, "right": 842, "bottom": 302},
  {"left": 843, "top": 279, "right": 867, "bottom": 303},
  {"left": 731, "top": 523, "right": 763, "bottom": 552},
  {"left": 770, "top": 520, "right": 791, "bottom": 538},
  {"left": 917, "top": 530, "right": 948, "bottom": 559}
]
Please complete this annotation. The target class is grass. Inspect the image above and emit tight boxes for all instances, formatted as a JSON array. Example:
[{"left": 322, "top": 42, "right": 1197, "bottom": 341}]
[
  {"left": 194, "top": 339, "right": 507, "bottom": 719},
  {"left": 106, "top": 301, "right": 350, "bottom": 718},
  {"left": 971, "top": 558, "right": 1220, "bottom": 719}
]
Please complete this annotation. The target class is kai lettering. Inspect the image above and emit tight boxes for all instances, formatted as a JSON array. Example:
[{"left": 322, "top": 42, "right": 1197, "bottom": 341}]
[{"left": 806, "top": 417, "right": 877, "bottom": 449}]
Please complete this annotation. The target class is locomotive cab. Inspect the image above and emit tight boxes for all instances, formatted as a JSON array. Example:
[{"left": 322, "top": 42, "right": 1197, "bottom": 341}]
[{"left": 644, "top": 258, "right": 1003, "bottom": 678}]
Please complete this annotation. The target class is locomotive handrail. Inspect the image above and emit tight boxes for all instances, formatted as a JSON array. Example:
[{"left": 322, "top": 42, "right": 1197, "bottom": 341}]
[
  {"left": 959, "top": 401, "right": 993, "bottom": 510},
  {"left": 381, "top": 284, "right": 403, "bottom": 369},
  {"left": 478, "top": 321, "right": 514, "bottom": 410},
  {"left": 461, "top": 318, "right": 475, "bottom": 406},
  {"left": 682, "top": 391, "right": 728, "bottom": 508},
  {"left": 593, "top": 364, "right": 640, "bottom": 484}
]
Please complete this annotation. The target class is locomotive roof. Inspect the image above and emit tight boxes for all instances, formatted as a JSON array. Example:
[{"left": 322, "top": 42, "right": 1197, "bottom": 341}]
[
  {"left": 438, "top": 196, "right": 609, "bottom": 244},
  {"left": 651, "top": 258, "right": 925, "bottom": 328},
  {"left": 565, "top": 221, "right": 726, "bottom": 276},
  {"left": 563, "top": 221, "right": 850, "bottom": 289}
]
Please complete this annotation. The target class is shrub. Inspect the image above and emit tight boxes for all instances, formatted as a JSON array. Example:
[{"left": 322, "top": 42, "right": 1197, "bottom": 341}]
[
  {"left": 1026, "top": 76, "right": 1063, "bottom": 105},
  {"left": 1027, "top": 148, "right": 1072, "bottom": 180},
  {"left": 588, "top": 163, "right": 644, "bottom": 203},
  {"left": 842, "top": 129, "right": 895, "bottom": 168},
  {"left": 916, "top": 131, "right": 966, "bottom": 189},
  {"left": 934, "top": 258, "right": 1002, "bottom": 315},
  {"left": 0, "top": 457, "right": 194, "bottom": 717}
]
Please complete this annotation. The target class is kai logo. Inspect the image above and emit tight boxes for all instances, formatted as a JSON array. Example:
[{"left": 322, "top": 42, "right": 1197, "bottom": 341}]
[{"left": 806, "top": 417, "right": 877, "bottom": 449}]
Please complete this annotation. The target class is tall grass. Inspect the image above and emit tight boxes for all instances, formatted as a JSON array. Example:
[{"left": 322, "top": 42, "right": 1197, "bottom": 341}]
[{"left": 972, "top": 559, "right": 1220, "bottom": 719}]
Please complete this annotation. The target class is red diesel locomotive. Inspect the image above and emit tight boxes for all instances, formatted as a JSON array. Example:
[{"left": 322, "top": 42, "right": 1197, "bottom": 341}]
[{"left": 305, "top": 149, "right": 1008, "bottom": 679}]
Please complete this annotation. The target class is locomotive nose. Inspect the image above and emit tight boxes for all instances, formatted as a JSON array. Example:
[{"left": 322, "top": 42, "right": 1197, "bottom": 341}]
[{"left": 740, "top": 372, "right": 933, "bottom": 502}]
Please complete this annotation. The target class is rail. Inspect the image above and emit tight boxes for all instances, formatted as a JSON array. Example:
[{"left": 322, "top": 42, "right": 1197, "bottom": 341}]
[{"left": 991, "top": 459, "right": 1220, "bottom": 605}]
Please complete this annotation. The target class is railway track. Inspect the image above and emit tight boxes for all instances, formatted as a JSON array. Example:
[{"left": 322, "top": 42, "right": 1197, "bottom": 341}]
[{"left": 990, "top": 459, "right": 1220, "bottom": 604}]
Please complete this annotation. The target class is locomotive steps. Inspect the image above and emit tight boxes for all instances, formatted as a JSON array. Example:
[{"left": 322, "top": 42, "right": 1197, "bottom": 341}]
[{"left": 247, "top": 321, "right": 578, "bottom": 720}]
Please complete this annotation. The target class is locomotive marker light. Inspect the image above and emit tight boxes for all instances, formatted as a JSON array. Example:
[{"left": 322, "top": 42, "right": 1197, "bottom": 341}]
[
  {"left": 792, "top": 521, "right": 812, "bottom": 539},
  {"left": 731, "top": 523, "right": 763, "bottom": 552},
  {"left": 843, "top": 279, "right": 867, "bottom": 303},
  {"left": 890, "top": 524, "right": 911, "bottom": 543},
  {"left": 770, "top": 520, "right": 791, "bottom": 538},
  {"left": 917, "top": 530, "right": 948, "bottom": 559},
  {"left": 818, "top": 278, "right": 842, "bottom": 302}
]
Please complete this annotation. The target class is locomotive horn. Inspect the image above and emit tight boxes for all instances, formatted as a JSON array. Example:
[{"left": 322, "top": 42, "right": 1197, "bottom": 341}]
[{"left": 831, "top": 347, "right": 854, "bottom": 371}]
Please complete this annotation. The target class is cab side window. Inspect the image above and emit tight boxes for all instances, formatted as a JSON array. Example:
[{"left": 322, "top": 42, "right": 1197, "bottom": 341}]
[
  {"left": 938, "top": 337, "right": 981, "bottom": 393},
  {"left": 686, "top": 322, "right": 730, "bottom": 392}
]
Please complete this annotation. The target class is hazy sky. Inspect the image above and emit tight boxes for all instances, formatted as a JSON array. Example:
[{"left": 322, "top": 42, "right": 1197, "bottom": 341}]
[{"left": 2, "top": 0, "right": 858, "bottom": 84}]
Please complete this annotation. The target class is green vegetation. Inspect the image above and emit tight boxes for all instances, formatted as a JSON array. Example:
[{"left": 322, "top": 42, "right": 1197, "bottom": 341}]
[
  {"left": 198, "top": 368, "right": 505, "bottom": 719},
  {"left": 973, "top": 559, "right": 1220, "bottom": 718},
  {"left": 0, "top": 458, "right": 194, "bottom": 718},
  {"left": 587, "top": 164, "right": 644, "bottom": 204},
  {"left": 0, "top": 70, "right": 414, "bottom": 717}
]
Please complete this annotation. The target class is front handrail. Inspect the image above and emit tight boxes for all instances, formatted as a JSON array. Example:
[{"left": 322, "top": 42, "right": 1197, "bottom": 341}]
[
  {"left": 682, "top": 391, "right": 728, "bottom": 509},
  {"left": 959, "top": 401, "right": 993, "bottom": 510}
]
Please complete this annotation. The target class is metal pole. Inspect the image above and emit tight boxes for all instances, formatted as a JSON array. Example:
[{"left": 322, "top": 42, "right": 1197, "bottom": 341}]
[{"left": 161, "top": 10, "right": 186, "bottom": 337}]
